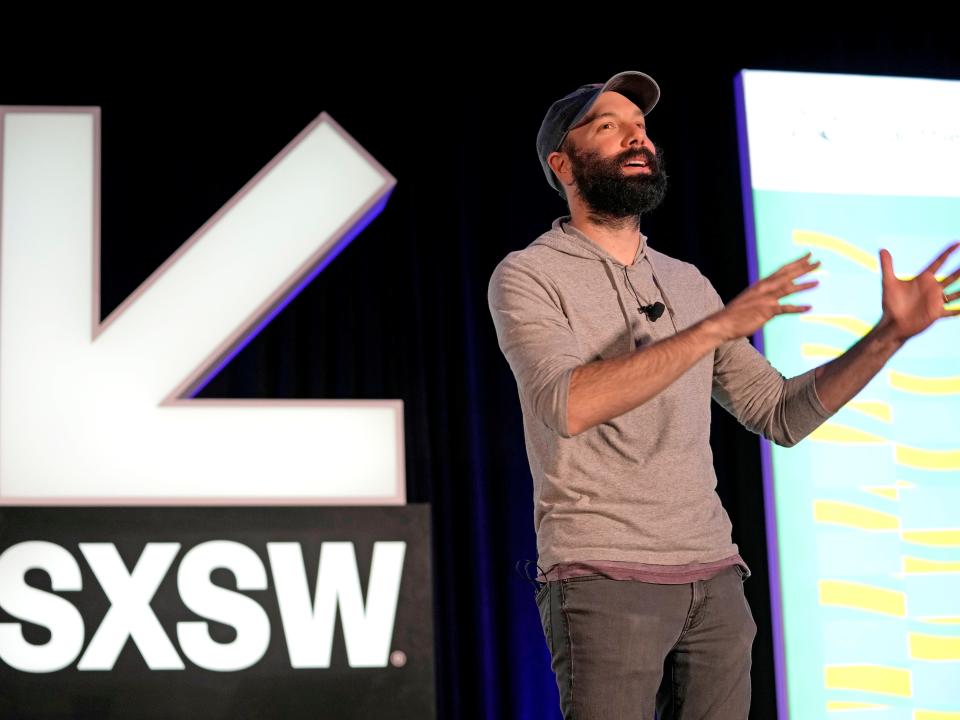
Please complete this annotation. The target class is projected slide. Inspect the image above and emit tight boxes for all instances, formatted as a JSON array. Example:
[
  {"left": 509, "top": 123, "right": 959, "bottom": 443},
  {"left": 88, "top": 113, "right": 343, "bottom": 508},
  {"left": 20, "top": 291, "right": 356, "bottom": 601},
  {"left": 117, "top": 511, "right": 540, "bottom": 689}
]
[{"left": 736, "top": 70, "right": 960, "bottom": 719}]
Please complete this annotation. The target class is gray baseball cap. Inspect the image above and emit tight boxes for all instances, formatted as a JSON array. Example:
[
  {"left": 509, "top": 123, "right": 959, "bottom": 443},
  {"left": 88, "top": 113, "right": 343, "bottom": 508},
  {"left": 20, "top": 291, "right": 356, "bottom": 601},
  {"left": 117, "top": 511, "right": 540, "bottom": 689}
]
[{"left": 536, "top": 70, "right": 660, "bottom": 197}]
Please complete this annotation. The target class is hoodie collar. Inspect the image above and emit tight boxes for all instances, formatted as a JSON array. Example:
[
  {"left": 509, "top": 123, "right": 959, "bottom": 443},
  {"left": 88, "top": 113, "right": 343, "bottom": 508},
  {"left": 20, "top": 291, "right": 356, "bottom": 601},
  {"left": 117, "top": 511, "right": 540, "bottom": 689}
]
[
  {"left": 550, "top": 215, "right": 648, "bottom": 267},
  {"left": 532, "top": 214, "right": 678, "bottom": 348}
]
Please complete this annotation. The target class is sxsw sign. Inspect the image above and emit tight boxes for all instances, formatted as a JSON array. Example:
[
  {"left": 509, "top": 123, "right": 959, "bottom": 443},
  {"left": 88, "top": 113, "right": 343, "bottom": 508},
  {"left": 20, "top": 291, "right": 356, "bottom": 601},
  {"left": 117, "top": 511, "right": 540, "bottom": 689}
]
[
  {"left": 0, "top": 107, "right": 434, "bottom": 718},
  {"left": 1, "top": 538, "right": 406, "bottom": 673},
  {"left": 0, "top": 506, "right": 435, "bottom": 718}
]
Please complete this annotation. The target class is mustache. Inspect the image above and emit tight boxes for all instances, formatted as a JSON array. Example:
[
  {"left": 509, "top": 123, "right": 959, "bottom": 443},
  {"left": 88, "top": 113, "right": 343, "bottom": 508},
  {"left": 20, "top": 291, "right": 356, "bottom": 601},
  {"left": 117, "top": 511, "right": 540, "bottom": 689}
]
[{"left": 619, "top": 147, "right": 656, "bottom": 165}]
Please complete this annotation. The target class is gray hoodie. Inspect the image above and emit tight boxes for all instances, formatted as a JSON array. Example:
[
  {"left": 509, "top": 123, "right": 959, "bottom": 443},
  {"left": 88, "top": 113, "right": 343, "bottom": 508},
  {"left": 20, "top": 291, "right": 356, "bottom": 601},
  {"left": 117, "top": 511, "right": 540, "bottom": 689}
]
[{"left": 487, "top": 215, "right": 834, "bottom": 573}]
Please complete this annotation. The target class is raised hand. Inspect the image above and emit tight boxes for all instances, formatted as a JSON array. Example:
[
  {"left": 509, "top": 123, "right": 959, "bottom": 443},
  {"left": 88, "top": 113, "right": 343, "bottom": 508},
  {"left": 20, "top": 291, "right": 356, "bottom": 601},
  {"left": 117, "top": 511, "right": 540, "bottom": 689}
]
[
  {"left": 706, "top": 253, "right": 821, "bottom": 343},
  {"left": 879, "top": 242, "right": 960, "bottom": 341}
]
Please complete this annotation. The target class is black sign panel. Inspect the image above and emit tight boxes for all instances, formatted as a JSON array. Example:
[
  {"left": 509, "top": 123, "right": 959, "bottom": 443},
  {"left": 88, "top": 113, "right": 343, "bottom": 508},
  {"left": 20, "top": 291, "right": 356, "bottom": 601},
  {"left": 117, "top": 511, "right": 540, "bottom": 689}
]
[{"left": 0, "top": 505, "right": 435, "bottom": 719}]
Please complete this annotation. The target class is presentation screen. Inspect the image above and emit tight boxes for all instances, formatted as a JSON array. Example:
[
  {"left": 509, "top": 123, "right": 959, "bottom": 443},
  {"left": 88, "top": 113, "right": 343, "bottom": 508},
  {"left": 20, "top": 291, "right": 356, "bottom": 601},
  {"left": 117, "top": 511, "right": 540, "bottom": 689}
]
[{"left": 736, "top": 69, "right": 960, "bottom": 718}]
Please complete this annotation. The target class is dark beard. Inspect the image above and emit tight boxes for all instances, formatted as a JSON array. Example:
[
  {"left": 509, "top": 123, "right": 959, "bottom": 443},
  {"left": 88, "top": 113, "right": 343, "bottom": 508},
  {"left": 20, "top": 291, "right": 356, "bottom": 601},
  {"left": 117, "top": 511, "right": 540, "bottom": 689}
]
[{"left": 566, "top": 142, "right": 668, "bottom": 228}]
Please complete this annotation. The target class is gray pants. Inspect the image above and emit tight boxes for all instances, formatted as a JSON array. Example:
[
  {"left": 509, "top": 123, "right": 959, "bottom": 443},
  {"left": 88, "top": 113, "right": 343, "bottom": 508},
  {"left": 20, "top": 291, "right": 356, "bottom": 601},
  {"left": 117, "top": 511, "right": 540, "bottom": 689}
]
[{"left": 534, "top": 565, "right": 757, "bottom": 719}]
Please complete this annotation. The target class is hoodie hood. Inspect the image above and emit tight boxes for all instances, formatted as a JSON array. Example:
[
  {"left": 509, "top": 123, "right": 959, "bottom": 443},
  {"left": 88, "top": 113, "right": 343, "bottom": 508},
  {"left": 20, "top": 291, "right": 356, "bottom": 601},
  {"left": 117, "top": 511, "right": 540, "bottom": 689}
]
[{"left": 530, "top": 215, "right": 679, "bottom": 351}]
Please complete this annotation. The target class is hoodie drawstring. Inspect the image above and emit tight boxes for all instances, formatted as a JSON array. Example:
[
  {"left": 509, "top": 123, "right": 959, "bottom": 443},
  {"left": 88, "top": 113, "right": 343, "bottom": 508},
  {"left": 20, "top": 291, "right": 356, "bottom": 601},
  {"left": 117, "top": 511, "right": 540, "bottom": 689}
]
[
  {"left": 644, "top": 255, "right": 680, "bottom": 335},
  {"left": 601, "top": 258, "right": 638, "bottom": 354}
]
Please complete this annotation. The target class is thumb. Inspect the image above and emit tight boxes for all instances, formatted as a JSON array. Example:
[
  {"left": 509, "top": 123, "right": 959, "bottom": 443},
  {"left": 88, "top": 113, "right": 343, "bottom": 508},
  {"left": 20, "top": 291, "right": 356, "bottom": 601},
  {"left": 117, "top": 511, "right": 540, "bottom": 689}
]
[{"left": 879, "top": 248, "right": 894, "bottom": 279}]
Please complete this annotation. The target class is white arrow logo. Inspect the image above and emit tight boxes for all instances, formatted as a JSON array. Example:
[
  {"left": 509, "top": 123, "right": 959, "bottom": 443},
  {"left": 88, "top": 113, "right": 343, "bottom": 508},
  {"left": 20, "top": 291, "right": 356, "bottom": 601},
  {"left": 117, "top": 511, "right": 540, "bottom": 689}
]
[{"left": 0, "top": 108, "right": 403, "bottom": 504}]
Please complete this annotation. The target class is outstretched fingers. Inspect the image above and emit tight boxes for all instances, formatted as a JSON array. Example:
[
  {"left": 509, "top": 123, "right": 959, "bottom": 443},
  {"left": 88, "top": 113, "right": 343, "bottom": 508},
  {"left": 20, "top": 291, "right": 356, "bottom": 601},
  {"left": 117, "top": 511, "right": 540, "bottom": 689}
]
[
  {"left": 787, "top": 279, "right": 820, "bottom": 295},
  {"left": 764, "top": 257, "right": 819, "bottom": 294},
  {"left": 777, "top": 303, "right": 813, "bottom": 314},
  {"left": 921, "top": 241, "right": 960, "bottom": 276},
  {"left": 768, "top": 252, "right": 816, "bottom": 279},
  {"left": 939, "top": 264, "right": 960, "bottom": 290}
]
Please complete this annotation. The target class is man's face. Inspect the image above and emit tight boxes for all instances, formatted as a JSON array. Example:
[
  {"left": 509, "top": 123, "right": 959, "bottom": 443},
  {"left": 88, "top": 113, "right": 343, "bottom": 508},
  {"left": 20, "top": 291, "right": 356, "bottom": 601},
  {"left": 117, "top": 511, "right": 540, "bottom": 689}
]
[{"left": 560, "top": 91, "right": 668, "bottom": 218}]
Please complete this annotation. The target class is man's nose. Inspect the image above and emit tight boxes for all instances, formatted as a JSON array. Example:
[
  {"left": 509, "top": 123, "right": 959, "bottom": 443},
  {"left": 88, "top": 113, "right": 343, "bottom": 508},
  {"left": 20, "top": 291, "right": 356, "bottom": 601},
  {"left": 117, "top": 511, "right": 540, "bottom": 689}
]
[{"left": 625, "top": 129, "right": 652, "bottom": 151}]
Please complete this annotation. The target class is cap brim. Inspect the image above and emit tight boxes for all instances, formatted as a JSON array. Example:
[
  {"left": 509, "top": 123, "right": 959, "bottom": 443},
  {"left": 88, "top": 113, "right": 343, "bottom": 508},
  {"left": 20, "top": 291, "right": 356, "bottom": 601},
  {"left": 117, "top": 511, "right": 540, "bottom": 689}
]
[{"left": 601, "top": 70, "right": 660, "bottom": 116}]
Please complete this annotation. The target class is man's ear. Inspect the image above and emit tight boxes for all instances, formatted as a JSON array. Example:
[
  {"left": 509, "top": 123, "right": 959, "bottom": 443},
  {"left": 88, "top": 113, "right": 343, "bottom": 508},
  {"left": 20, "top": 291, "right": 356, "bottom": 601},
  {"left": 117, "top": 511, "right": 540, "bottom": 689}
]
[{"left": 548, "top": 149, "right": 572, "bottom": 191}]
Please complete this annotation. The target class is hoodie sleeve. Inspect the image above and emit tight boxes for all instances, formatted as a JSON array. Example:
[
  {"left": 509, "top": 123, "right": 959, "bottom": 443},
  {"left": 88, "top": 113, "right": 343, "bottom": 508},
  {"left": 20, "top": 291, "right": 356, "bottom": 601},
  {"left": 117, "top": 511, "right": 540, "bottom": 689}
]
[
  {"left": 703, "top": 274, "right": 835, "bottom": 447},
  {"left": 487, "top": 255, "right": 586, "bottom": 439}
]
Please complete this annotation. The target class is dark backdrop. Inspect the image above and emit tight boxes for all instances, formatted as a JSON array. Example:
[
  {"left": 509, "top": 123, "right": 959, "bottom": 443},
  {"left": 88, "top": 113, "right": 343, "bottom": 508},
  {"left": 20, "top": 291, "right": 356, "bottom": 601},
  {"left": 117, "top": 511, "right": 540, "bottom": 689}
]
[{"left": 4, "top": 31, "right": 957, "bottom": 719}]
